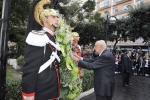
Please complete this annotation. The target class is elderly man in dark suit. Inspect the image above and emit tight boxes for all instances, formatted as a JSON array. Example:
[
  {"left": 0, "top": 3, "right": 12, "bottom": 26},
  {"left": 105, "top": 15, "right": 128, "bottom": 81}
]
[
  {"left": 71, "top": 40, "right": 115, "bottom": 100},
  {"left": 122, "top": 50, "right": 132, "bottom": 87}
]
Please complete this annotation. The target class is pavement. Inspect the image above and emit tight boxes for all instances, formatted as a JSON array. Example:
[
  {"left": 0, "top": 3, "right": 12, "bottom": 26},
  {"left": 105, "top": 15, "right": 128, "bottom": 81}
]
[{"left": 79, "top": 74, "right": 150, "bottom": 100}]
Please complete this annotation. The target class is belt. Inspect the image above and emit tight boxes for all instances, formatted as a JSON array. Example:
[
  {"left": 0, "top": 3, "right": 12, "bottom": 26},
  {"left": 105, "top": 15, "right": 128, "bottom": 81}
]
[{"left": 38, "top": 52, "right": 60, "bottom": 74}]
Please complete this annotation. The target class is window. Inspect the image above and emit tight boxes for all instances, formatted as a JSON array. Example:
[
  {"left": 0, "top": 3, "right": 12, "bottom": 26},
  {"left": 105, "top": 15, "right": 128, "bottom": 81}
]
[
  {"left": 104, "top": 2, "right": 109, "bottom": 6},
  {"left": 123, "top": 4, "right": 132, "bottom": 10},
  {"left": 104, "top": 0, "right": 110, "bottom": 6},
  {"left": 105, "top": 0, "right": 109, "bottom": 1},
  {"left": 135, "top": 0, "right": 142, "bottom": 6},
  {"left": 113, "top": 0, "right": 119, "bottom": 2},
  {"left": 113, "top": 8, "right": 118, "bottom": 12}
]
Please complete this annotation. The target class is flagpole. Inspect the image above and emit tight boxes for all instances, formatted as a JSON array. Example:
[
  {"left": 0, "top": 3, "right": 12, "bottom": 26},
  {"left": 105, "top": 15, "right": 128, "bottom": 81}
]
[{"left": 0, "top": 0, "right": 12, "bottom": 99}]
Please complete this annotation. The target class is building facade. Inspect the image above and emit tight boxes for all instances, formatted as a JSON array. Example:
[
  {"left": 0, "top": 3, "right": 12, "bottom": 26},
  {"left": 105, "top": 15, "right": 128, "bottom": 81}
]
[
  {"left": 96, "top": 0, "right": 150, "bottom": 51},
  {"left": 96, "top": 0, "right": 150, "bottom": 19}
]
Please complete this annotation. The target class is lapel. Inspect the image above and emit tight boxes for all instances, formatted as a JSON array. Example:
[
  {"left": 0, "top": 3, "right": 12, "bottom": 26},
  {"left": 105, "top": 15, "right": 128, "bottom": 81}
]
[
  {"left": 127, "top": 55, "right": 132, "bottom": 63},
  {"left": 99, "top": 49, "right": 107, "bottom": 57}
]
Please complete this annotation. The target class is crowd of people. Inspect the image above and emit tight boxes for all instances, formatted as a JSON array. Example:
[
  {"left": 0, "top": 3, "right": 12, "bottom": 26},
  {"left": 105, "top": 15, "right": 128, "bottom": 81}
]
[
  {"left": 114, "top": 49, "right": 150, "bottom": 77},
  {"left": 80, "top": 46, "right": 150, "bottom": 77}
]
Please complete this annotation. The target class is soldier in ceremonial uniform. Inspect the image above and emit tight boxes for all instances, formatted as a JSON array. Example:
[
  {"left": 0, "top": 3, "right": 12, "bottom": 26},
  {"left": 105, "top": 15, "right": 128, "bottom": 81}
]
[
  {"left": 71, "top": 32, "right": 83, "bottom": 78},
  {"left": 22, "top": 0, "right": 61, "bottom": 100}
]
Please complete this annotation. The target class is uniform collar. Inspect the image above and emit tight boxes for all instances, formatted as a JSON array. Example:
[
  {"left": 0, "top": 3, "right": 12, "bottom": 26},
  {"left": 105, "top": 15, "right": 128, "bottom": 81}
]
[{"left": 43, "top": 27, "right": 55, "bottom": 36}]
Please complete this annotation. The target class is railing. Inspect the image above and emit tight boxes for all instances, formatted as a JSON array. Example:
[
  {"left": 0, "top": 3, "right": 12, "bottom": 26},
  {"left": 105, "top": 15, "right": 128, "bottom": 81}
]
[
  {"left": 113, "top": 0, "right": 131, "bottom": 5},
  {"left": 96, "top": 0, "right": 105, "bottom": 3},
  {"left": 113, "top": 8, "right": 129, "bottom": 15},
  {"left": 97, "top": 2, "right": 111, "bottom": 10}
]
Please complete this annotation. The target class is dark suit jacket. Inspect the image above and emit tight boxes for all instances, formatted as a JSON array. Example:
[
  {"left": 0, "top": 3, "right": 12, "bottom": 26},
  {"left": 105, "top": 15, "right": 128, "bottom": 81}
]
[
  {"left": 122, "top": 55, "right": 132, "bottom": 73},
  {"left": 121, "top": 53, "right": 126, "bottom": 64},
  {"left": 78, "top": 49, "right": 115, "bottom": 96}
]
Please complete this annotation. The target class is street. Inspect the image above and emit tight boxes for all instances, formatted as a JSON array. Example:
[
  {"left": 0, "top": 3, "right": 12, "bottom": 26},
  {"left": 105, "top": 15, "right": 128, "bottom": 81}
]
[{"left": 80, "top": 74, "right": 150, "bottom": 100}]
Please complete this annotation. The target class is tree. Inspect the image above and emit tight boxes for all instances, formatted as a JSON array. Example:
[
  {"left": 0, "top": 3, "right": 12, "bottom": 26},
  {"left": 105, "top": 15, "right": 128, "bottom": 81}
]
[
  {"left": 74, "top": 17, "right": 105, "bottom": 45},
  {"left": 105, "top": 3, "right": 150, "bottom": 54},
  {"left": 57, "top": 0, "right": 105, "bottom": 45},
  {"left": 127, "top": 3, "right": 150, "bottom": 42},
  {"left": 0, "top": 0, "right": 30, "bottom": 58},
  {"left": 1, "top": 0, "right": 104, "bottom": 54},
  {"left": 108, "top": 19, "right": 130, "bottom": 54},
  {"left": 58, "top": 0, "right": 96, "bottom": 25}
]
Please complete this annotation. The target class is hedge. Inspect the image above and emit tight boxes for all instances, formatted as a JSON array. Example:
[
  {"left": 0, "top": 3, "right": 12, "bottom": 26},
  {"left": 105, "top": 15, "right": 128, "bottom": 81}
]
[
  {"left": 5, "top": 69, "right": 94, "bottom": 99},
  {"left": 5, "top": 77, "right": 22, "bottom": 100}
]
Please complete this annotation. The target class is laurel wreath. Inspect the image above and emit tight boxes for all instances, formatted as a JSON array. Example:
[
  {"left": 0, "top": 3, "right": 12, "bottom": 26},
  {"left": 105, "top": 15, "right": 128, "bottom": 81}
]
[{"left": 55, "top": 15, "right": 83, "bottom": 100}]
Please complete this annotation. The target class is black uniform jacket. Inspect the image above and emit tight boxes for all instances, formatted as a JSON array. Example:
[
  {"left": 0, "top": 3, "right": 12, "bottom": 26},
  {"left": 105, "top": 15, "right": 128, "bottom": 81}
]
[
  {"left": 22, "top": 32, "right": 60, "bottom": 100},
  {"left": 122, "top": 55, "right": 132, "bottom": 74},
  {"left": 78, "top": 49, "right": 115, "bottom": 96}
]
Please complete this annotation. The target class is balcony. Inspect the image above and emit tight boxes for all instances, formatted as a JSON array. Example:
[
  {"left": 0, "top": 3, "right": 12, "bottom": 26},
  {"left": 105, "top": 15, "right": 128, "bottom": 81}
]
[
  {"left": 113, "top": 0, "right": 131, "bottom": 6},
  {"left": 112, "top": 8, "right": 129, "bottom": 16},
  {"left": 96, "top": 0, "right": 104, "bottom": 3},
  {"left": 98, "top": 2, "right": 111, "bottom": 10}
]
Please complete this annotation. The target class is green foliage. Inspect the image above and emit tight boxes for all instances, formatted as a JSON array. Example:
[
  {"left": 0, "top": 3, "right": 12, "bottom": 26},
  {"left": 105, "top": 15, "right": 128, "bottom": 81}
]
[
  {"left": 10, "top": 0, "right": 30, "bottom": 26},
  {"left": 1, "top": 0, "right": 103, "bottom": 56},
  {"left": 74, "top": 22, "right": 104, "bottom": 45},
  {"left": 100, "top": 3, "right": 150, "bottom": 51},
  {"left": 8, "top": 28, "right": 25, "bottom": 58},
  {"left": 82, "top": 69, "right": 94, "bottom": 92},
  {"left": 108, "top": 19, "right": 129, "bottom": 41},
  {"left": 92, "top": 12, "right": 104, "bottom": 23},
  {"left": 8, "top": 46, "right": 17, "bottom": 58},
  {"left": 69, "top": 2, "right": 105, "bottom": 45},
  {"left": 59, "top": 0, "right": 71, "bottom": 5},
  {"left": 0, "top": 0, "right": 30, "bottom": 58},
  {"left": 9, "top": 0, "right": 30, "bottom": 57},
  {"left": 82, "top": 0, "right": 95, "bottom": 12},
  {"left": 17, "top": 55, "right": 24, "bottom": 65},
  {"left": 6, "top": 66, "right": 22, "bottom": 100},
  {"left": 56, "top": 16, "right": 82, "bottom": 100},
  {"left": 58, "top": 0, "right": 96, "bottom": 24},
  {"left": 6, "top": 68, "right": 13, "bottom": 78},
  {"left": 8, "top": 65, "right": 86, "bottom": 100},
  {"left": 127, "top": 3, "right": 150, "bottom": 42},
  {"left": 5, "top": 77, "right": 22, "bottom": 100}
]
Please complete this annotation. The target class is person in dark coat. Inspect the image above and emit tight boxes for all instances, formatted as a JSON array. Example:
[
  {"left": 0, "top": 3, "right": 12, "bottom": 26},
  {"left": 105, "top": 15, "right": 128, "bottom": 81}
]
[
  {"left": 22, "top": 0, "right": 61, "bottom": 100},
  {"left": 71, "top": 40, "right": 115, "bottom": 100},
  {"left": 122, "top": 50, "right": 133, "bottom": 87},
  {"left": 133, "top": 56, "right": 140, "bottom": 75},
  {"left": 120, "top": 50, "right": 126, "bottom": 65},
  {"left": 139, "top": 56, "right": 145, "bottom": 75}
]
